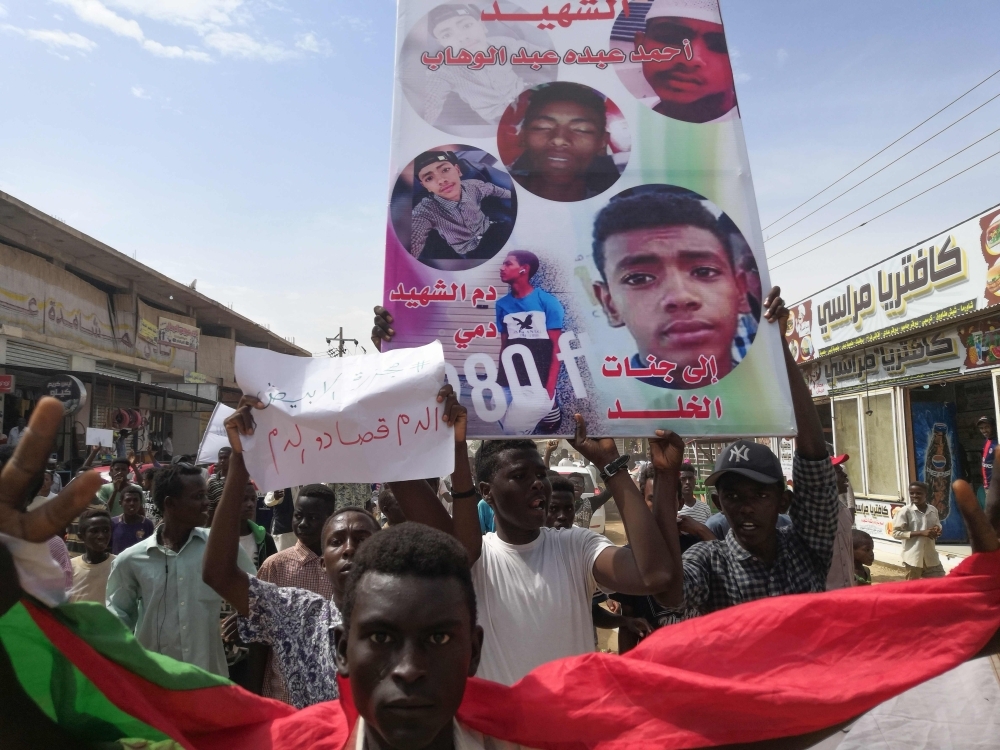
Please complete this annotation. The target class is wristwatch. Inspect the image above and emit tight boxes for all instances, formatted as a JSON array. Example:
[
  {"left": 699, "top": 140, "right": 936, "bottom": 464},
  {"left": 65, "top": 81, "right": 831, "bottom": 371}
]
[{"left": 599, "top": 454, "right": 629, "bottom": 481}]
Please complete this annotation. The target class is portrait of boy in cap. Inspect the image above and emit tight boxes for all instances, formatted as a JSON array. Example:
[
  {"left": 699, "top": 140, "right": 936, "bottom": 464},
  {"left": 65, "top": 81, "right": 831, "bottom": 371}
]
[
  {"left": 410, "top": 149, "right": 514, "bottom": 265},
  {"left": 610, "top": 0, "right": 738, "bottom": 124},
  {"left": 503, "top": 82, "right": 627, "bottom": 203}
]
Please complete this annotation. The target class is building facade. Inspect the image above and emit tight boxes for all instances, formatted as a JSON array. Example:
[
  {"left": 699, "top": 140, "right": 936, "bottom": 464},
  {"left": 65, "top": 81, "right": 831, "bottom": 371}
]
[
  {"left": 787, "top": 204, "right": 1000, "bottom": 566},
  {"left": 0, "top": 191, "right": 309, "bottom": 464}
]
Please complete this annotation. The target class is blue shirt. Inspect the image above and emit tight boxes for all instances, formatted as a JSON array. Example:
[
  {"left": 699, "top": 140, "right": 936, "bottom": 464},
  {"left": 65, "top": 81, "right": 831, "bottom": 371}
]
[{"left": 495, "top": 287, "right": 565, "bottom": 387}]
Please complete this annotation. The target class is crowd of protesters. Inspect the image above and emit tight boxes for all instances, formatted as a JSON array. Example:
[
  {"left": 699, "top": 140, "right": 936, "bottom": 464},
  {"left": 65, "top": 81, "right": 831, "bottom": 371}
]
[{"left": 0, "top": 286, "right": 998, "bottom": 750}]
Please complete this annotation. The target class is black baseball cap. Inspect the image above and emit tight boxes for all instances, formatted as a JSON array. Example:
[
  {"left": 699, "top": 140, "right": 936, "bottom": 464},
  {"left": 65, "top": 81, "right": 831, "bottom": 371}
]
[
  {"left": 413, "top": 150, "right": 459, "bottom": 176},
  {"left": 428, "top": 4, "right": 478, "bottom": 34},
  {"left": 704, "top": 439, "right": 784, "bottom": 487}
]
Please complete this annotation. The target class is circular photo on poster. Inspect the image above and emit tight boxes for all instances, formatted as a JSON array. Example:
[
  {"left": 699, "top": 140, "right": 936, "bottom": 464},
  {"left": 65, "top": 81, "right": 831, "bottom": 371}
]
[
  {"left": 497, "top": 82, "right": 630, "bottom": 203},
  {"left": 399, "top": 2, "right": 557, "bottom": 138},
  {"left": 389, "top": 144, "right": 517, "bottom": 271},
  {"left": 609, "top": 0, "right": 738, "bottom": 124},
  {"left": 590, "top": 184, "right": 760, "bottom": 389}
]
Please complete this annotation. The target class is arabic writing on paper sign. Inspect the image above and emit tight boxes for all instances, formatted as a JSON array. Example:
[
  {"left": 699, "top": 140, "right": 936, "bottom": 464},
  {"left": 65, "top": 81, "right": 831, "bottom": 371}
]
[
  {"left": 235, "top": 342, "right": 455, "bottom": 488},
  {"left": 607, "top": 396, "right": 723, "bottom": 421},
  {"left": 265, "top": 405, "right": 445, "bottom": 472}
]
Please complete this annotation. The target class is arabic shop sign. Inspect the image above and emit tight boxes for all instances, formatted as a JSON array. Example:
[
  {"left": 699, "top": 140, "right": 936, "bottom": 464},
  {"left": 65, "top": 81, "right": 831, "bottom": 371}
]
[
  {"left": 43, "top": 374, "right": 87, "bottom": 415},
  {"left": 856, "top": 499, "right": 904, "bottom": 542},
  {"left": 792, "top": 206, "right": 1000, "bottom": 359},
  {"left": 803, "top": 329, "right": 964, "bottom": 397}
]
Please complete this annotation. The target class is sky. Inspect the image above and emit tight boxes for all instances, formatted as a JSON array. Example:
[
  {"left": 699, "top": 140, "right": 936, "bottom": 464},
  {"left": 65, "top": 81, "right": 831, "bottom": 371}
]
[{"left": 1, "top": 0, "right": 999, "bottom": 355}]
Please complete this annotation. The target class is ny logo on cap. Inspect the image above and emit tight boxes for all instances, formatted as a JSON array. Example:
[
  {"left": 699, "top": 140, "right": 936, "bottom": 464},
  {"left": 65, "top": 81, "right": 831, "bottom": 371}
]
[{"left": 729, "top": 445, "right": 750, "bottom": 463}]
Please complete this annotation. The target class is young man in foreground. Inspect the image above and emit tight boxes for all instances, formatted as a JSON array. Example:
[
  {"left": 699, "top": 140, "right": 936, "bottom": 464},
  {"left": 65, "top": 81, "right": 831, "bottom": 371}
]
[{"left": 335, "top": 522, "right": 539, "bottom": 750}]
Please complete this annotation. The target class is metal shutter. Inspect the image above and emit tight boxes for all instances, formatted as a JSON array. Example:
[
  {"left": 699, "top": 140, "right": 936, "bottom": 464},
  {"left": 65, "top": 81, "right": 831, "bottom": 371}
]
[{"left": 4, "top": 341, "right": 71, "bottom": 370}]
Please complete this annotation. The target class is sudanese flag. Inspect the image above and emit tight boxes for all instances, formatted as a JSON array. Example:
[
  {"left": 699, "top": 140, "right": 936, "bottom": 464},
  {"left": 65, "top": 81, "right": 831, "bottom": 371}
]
[{"left": 3, "top": 551, "right": 999, "bottom": 749}]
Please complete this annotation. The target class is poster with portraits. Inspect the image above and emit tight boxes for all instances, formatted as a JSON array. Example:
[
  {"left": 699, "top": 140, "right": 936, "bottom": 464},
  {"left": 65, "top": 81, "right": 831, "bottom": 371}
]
[{"left": 382, "top": 0, "right": 795, "bottom": 437}]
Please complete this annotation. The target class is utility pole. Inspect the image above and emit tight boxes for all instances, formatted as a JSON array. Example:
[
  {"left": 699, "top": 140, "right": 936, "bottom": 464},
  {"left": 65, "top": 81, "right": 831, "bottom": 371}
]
[{"left": 326, "top": 327, "right": 359, "bottom": 357}]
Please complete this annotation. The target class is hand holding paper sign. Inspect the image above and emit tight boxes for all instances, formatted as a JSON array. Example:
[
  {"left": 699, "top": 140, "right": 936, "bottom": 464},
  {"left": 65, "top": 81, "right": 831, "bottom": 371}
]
[
  {"left": 234, "top": 342, "right": 454, "bottom": 490},
  {"left": 371, "top": 305, "right": 394, "bottom": 352}
]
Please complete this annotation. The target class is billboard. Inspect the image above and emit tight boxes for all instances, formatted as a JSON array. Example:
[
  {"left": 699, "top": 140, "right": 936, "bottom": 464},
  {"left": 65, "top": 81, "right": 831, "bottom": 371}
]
[
  {"left": 381, "top": 0, "right": 794, "bottom": 437},
  {"left": 790, "top": 204, "right": 1000, "bottom": 361}
]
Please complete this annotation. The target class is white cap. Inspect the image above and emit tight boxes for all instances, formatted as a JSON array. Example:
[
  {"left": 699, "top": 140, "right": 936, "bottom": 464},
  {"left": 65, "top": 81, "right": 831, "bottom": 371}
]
[{"left": 645, "top": 0, "right": 723, "bottom": 25}]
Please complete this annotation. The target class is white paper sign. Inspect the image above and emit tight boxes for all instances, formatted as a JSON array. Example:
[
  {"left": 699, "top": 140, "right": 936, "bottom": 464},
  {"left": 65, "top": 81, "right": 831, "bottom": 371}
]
[
  {"left": 197, "top": 403, "right": 235, "bottom": 465},
  {"left": 85, "top": 427, "right": 114, "bottom": 448},
  {"left": 235, "top": 342, "right": 454, "bottom": 490}
]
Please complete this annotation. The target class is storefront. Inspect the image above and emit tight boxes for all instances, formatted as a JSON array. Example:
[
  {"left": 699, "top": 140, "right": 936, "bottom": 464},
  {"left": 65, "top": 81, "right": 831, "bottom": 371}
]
[{"left": 788, "top": 204, "right": 1000, "bottom": 566}]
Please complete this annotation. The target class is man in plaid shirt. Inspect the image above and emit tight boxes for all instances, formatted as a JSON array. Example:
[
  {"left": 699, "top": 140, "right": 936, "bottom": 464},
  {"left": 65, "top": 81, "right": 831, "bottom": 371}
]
[{"left": 655, "top": 286, "right": 839, "bottom": 624}]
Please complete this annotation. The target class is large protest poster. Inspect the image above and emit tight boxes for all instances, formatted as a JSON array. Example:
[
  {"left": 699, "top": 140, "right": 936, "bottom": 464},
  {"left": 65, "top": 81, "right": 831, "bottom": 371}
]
[{"left": 381, "top": 0, "right": 794, "bottom": 438}]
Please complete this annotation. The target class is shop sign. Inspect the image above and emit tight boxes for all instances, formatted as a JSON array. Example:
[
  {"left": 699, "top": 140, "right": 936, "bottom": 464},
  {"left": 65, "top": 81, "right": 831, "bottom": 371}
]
[
  {"left": 0, "top": 374, "right": 14, "bottom": 394},
  {"left": 856, "top": 498, "right": 903, "bottom": 542},
  {"left": 803, "top": 329, "right": 963, "bottom": 397},
  {"left": 158, "top": 318, "right": 199, "bottom": 352},
  {"left": 137, "top": 317, "right": 158, "bottom": 343},
  {"left": 43, "top": 374, "right": 87, "bottom": 415},
  {"left": 789, "top": 205, "right": 1000, "bottom": 357},
  {"left": 184, "top": 371, "right": 210, "bottom": 384}
]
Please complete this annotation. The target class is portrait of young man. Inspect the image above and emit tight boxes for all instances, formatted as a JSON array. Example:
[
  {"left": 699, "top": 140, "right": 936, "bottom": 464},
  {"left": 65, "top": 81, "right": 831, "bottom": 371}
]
[
  {"left": 504, "top": 82, "right": 626, "bottom": 203},
  {"left": 591, "top": 186, "right": 759, "bottom": 388},
  {"left": 632, "top": 0, "right": 738, "bottom": 124}
]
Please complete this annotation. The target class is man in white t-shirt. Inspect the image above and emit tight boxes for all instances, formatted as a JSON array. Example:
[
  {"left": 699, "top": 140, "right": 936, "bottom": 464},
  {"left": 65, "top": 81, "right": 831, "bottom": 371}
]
[{"left": 390, "top": 386, "right": 683, "bottom": 685}]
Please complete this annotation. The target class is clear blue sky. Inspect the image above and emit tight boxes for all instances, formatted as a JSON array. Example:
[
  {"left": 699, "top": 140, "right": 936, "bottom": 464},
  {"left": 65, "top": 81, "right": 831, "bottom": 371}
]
[{"left": 2, "top": 0, "right": 999, "bottom": 354}]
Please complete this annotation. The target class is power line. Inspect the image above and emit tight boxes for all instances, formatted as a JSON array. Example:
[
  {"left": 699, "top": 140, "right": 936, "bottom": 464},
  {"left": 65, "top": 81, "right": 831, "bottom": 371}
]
[
  {"left": 767, "top": 124, "right": 1000, "bottom": 260},
  {"left": 765, "top": 89, "right": 1000, "bottom": 246},
  {"left": 761, "top": 67, "right": 1000, "bottom": 233},
  {"left": 769, "top": 146, "right": 1000, "bottom": 272}
]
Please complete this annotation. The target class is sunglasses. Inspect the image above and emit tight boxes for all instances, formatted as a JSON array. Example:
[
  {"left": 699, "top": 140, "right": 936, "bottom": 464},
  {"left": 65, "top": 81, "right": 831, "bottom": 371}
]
[{"left": 645, "top": 24, "right": 728, "bottom": 55}]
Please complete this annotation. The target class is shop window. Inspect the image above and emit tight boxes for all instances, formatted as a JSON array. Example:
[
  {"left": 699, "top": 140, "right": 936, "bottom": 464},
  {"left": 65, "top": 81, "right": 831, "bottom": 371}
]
[
  {"left": 833, "top": 398, "right": 863, "bottom": 491},
  {"left": 833, "top": 390, "right": 900, "bottom": 499},
  {"left": 863, "top": 393, "right": 898, "bottom": 497}
]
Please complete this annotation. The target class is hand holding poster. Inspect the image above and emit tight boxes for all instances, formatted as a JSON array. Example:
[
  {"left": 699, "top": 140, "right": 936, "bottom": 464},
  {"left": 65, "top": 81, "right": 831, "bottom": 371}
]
[
  {"left": 383, "top": 0, "right": 794, "bottom": 437},
  {"left": 235, "top": 342, "right": 454, "bottom": 489}
]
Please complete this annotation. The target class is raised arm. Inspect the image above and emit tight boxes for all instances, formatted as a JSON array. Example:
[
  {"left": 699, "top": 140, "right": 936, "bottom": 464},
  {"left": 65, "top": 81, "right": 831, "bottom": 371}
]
[
  {"left": 202, "top": 396, "right": 263, "bottom": 617},
  {"left": 388, "top": 385, "right": 483, "bottom": 564},
  {"left": 763, "top": 287, "right": 826, "bottom": 460},
  {"left": 543, "top": 440, "right": 558, "bottom": 468},
  {"left": 764, "top": 287, "right": 838, "bottom": 572},
  {"left": 571, "top": 416, "right": 677, "bottom": 598}
]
